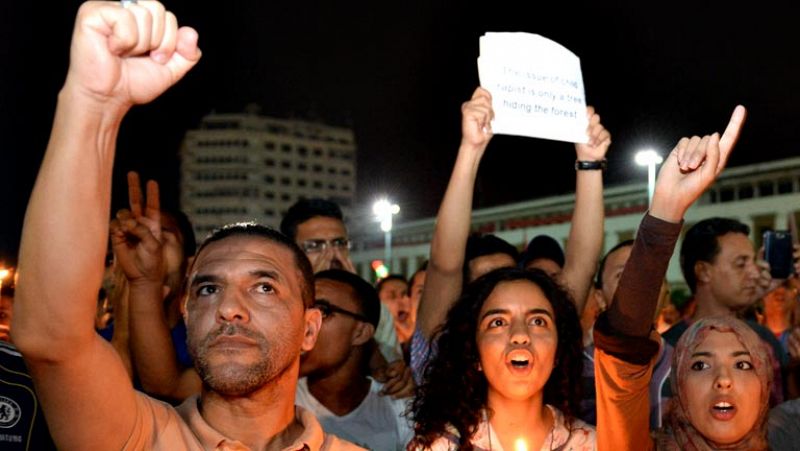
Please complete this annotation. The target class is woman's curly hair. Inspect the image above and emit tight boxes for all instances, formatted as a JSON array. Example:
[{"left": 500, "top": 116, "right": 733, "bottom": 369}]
[{"left": 408, "top": 267, "right": 584, "bottom": 450}]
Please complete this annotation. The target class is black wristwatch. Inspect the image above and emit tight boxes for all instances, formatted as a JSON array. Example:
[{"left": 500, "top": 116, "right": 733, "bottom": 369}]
[{"left": 575, "top": 159, "right": 607, "bottom": 171}]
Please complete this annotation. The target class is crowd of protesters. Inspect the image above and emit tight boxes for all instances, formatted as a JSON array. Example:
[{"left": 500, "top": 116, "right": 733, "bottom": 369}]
[{"left": 3, "top": 1, "right": 800, "bottom": 450}]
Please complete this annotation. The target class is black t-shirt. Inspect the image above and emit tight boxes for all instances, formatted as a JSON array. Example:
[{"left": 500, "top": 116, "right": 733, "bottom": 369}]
[{"left": 0, "top": 341, "right": 56, "bottom": 450}]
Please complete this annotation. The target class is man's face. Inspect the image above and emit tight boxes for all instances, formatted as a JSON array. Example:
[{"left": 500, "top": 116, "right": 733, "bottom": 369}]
[
  {"left": 0, "top": 295, "right": 12, "bottom": 342},
  {"left": 378, "top": 278, "right": 408, "bottom": 328},
  {"left": 468, "top": 253, "right": 516, "bottom": 282},
  {"left": 184, "top": 235, "right": 320, "bottom": 396},
  {"left": 599, "top": 245, "right": 633, "bottom": 304},
  {"left": 702, "top": 233, "right": 760, "bottom": 311},
  {"left": 294, "top": 216, "right": 351, "bottom": 273},
  {"left": 300, "top": 279, "right": 371, "bottom": 377}
]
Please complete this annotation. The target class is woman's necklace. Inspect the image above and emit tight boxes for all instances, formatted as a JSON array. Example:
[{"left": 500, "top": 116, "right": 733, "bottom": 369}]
[{"left": 485, "top": 407, "right": 557, "bottom": 451}]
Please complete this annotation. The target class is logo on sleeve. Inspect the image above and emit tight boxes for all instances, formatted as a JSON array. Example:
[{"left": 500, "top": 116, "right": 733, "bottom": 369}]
[{"left": 0, "top": 397, "right": 21, "bottom": 429}]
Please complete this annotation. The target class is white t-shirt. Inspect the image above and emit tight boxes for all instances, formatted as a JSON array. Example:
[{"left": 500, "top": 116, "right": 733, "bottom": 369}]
[{"left": 295, "top": 377, "right": 413, "bottom": 450}]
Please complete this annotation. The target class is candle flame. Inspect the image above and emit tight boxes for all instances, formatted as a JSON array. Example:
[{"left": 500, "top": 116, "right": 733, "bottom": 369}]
[{"left": 514, "top": 438, "right": 528, "bottom": 451}]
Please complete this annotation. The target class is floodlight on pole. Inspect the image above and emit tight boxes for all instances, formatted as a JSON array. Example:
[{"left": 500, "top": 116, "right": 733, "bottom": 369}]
[
  {"left": 635, "top": 149, "right": 663, "bottom": 207},
  {"left": 373, "top": 199, "right": 400, "bottom": 273}
]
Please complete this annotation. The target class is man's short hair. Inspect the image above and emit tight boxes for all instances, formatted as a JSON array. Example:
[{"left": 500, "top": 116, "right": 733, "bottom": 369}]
[
  {"left": 680, "top": 217, "right": 750, "bottom": 293},
  {"left": 465, "top": 234, "right": 519, "bottom": 263},
  {"left": 463, "top": 234, "right": 519, "bottom": 283},
  {"left": 196, "top": 222, "right": 314, "bottom": 307},
  {"left": 519, "top": 235, "right": 565, "bottom": 269},
  {"left": 280, "top": 198, "right": 344, "bottom": 241},
  {"left": 595, "top": 239, "right": 634, "bottom": 289},
  {"left": 315, "top": 269, "right": 381, "bottom": 328}
]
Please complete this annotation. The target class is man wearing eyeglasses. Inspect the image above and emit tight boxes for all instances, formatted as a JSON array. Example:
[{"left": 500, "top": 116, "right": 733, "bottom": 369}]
[
  {"left": 297, "top": 270, "right": 413, "bottom": 450},
  {"left": 281, "top": 199, "right": 356, "bottom": 274},
  {"left": 281, "top": 199, "right": 414, "bottom": 398}
]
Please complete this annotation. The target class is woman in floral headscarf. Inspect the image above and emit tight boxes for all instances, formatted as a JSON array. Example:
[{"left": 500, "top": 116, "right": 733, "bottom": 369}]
[
  {"left": 654, "top": 317, "right": 772, "bottom": 450},
  {"left": 591, "top": 104, "right": 769, "bottom": 450}
]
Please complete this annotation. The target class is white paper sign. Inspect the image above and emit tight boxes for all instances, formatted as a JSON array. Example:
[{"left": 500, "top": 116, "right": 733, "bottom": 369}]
[{"left": 478, "top": 32, "right": 588, "bottom": 143}]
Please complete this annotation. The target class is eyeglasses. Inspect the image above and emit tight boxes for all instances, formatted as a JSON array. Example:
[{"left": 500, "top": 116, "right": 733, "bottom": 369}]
[
  {"left": 300, "top": 238, "right": 351, "bottom": 254},
  {"left": 312, "top": 299, "right": 369, "bottom": 323}
]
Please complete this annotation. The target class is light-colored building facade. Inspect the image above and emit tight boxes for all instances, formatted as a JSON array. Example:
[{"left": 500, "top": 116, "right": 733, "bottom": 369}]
[
  {"left": 180, "top": 110, "right": 357, "bottom": 238},
  {"left": 350, "top": 157, "right": 800, "bottom": 287}
]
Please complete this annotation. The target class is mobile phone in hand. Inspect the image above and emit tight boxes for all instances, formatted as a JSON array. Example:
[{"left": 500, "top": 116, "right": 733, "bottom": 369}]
[{"left": 764, "top": 230, "right": 794, "bottom": 279}]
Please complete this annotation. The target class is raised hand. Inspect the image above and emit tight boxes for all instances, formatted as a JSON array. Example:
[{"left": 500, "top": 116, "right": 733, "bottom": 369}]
[
  {"left": 65, "top": 1, "right": 201, "bottom": 110},
  {"left": 650, "top": 106, "right": 747, "bottom": 222},
  {"left": 460, "top": 87, "right": 494, "bottom": 153},
  {"left": 110, "top": 171, "right": 164, "bottom": 286},
  {"left": 575, "top": 106, "right": 611, "bottom": 160}
]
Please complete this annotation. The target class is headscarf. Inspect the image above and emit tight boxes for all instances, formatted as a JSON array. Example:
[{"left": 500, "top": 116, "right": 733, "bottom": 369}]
[{"left": 655, "top": 316, "right": 772, "bottom": 450}]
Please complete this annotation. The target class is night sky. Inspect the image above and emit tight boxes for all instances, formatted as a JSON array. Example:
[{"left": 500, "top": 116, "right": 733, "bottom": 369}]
[{"left": 2, "top": 1, "right": 800, "bottom": 263}]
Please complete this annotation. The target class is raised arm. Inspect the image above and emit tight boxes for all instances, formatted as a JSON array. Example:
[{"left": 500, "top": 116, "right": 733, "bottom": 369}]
[
  {"left": 12, "top": 2, "right": 200, "bottom": 448},
  {"left": 416, "top": 87, "right": 493, "bottom": 339},
  {"left": 594, "top": 106, "right": 746, "bottom": 451},
  {"left": 559, "top": 107, "right": 611, "bottom": 313},
  {"left": 114, "top": 172, "right": 201, "bottom": 401}
]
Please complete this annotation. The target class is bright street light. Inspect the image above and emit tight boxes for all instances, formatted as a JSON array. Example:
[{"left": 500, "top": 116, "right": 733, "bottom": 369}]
[
  {"left": 373, "top": 198, "right": 400, "bottom": 273},
  {"left": 635, "top": 149, "right": 663, "bottom": 206}
]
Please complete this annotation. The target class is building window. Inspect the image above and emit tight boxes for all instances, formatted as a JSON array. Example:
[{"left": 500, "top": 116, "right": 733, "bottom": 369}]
[
  {"left": 281, "top": 144, "right": 292, "bottom": 153},
  {"left": 720, "top": 187, "right": 735, "bottom": 202},
  {"left": 328, "top": 167, "right": 337, "bottom": 175},
  {"left": 265, "top": 175, "right": 275, "bottom": 184},
  {"left": 778, "top": 179, "right": 794, "bottom": 194},
  {"left": 298, "top": 163, "right": 308, "bottom": 171},
  {"left": 264, "top": 142, "right": 275, "bottom": 151},
  {"left": 313, "top": 148, "right": 323, "bottom": 157},
  {"left": 265, "top": 158, "right": 275, "bottom": 166},
  {"left": 280, "top": 177, "right": 291, "bottom": 186},
  {"left": 281, "top": 161, "right": 291, "bottom": 169},
  {"left": 281, "top": 193, "right": 291, "bottom": 201},
  {"left": 759, "top": 181, "right": 775, "bottom": 197},
  {"left": 739, "top": 185, "right": 754, "bottom": 200},
  {"left": 297, "top": 179, "right": 307, "bottom": 187},
  {"left": 265, "top": 192, "right": 275, "bottom": 199},
  {"left": 313, "top": 181, "right": 323, "bottom": 189},
  {"left": 341, "top": 168, "right": 352, "bottom": 176},
  {"left": 298, "top": 146, "right": 308, "bottom": 157},
  {"left": 312, "top": 165, "right": 323, "bottom": 173}
]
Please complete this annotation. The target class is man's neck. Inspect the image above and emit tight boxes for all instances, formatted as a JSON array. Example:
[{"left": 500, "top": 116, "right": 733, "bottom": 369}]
[
  {"left": 486, "top": 391, "right": 552, "bottom": 451},
  {"left": 199, "top": 365, "right": 302, "bottom": 450},
  {"left": 692, "top": 290, "right": 736, "bottom": 319},
  {"left": 307, "top": 355, "right": 371, "bottom": 416}
]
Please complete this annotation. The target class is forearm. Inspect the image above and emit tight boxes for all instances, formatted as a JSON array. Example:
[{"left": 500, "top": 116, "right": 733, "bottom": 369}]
[
  {"left": 110, "top": 288, "right": 134, "bottom": 379},
  {"left": 428, "top": 144, "right": 481, "bottom": 273},
  {"left": 14, "top": 88, "right": 126, "bottom": 357},
  {"left": 128, "top": 282, "right": 185, "bottom": 398},
  {"left": 417, "top": 143, "right": 481, "bottom": 337},
  {"left": 561, "top": 169, "right": 604, "bottom": 312}
]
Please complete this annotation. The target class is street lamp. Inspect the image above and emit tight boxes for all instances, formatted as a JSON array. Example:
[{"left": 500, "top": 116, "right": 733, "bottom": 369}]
[
  {"left": 373, "top": 199, "right": 400, "bottom": 272},
  {"left": 635, "top": 149, "right": 663, "bottom": 207}
]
